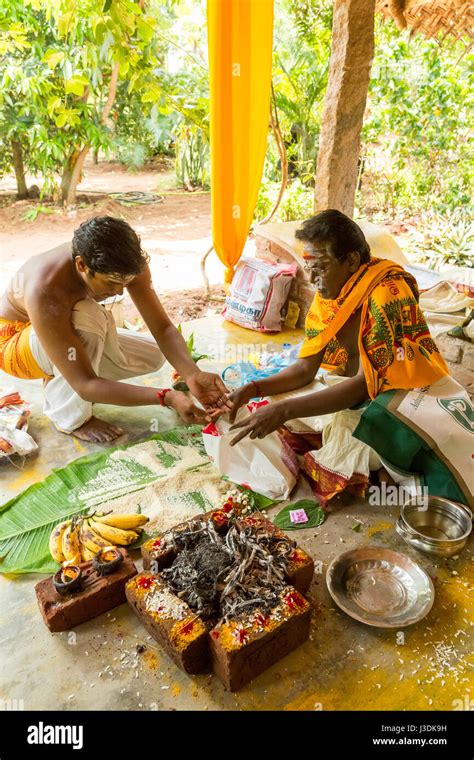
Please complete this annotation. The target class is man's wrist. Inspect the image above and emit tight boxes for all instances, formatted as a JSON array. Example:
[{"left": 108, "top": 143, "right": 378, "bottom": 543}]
[
  {"left": 246, "top": 381, "right": 262, "bottom": 399},
  {"left": 182, "top": 365, "right": 200, "bottom": 383},
  {"left": 278, "top": 399, "right": 292, "bottom": 422},
  {"left": 156, "top": 389, "right": 179, "bottom": 408},
  {"left": 156, "top": 388, "right": 173, "bottom": 407}
]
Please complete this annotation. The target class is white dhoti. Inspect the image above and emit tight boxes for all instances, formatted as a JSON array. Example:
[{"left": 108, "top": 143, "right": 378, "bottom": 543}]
[
  {"left": 272, "top": 377, "right": 382, "bottom": 503},
  {"left": 29, "top": 299, "right": 165, "bottom": 432}
]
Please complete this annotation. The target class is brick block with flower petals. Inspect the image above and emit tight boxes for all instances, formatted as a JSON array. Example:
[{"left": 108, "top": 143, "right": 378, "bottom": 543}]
[
  {"left": 135, "top": 511, "right": 313, "bottom": 689},
  {"left": 209, "top": 587, "right": 311, "bottom": 691},
  {"left": 126, "top": 573, "right": 210, "bottom": 674}
]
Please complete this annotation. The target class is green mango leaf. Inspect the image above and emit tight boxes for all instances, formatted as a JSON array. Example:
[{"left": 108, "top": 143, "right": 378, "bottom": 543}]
[
  {"left": 65, "top": 75, "right": 89, "bottom": 96},
  {"left": 141, "top": 90, "right": 157, "bottom": 104},
  {"left": 103, "top": 0, "right": 113, "bottom": 12},
  {"left": 57, "top": 11, "right": 74, "bottom": 37},
  {"left": 47, "top": 96, "right": 62, "bottom": 116},
  {"left": 63, "top": 59, "right": 73, "bottom": 80},
  {"left": 141, "top": 83, "right": 161, "bottom": 103},
  {"left": 137, "top": 17, "right": 155, "bottom": 44},
  {"left": 127, "top": 72, "right": 140, "bottom": 94},
  {"left": 119, "top": 59, "right": 130, "bottom": 77},
  {"left": 43, "top": 48, "right": 64, "bottom": 68},
  {"left": 273, "top": 500, "right": 325, "bottom": 531},
  {"left": 55, "top": 111, "right": 68, "bottom": 128}
]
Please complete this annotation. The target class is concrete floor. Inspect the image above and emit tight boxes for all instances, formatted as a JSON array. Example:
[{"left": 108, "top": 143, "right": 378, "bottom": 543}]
[{"left": 0, "top": 316, "right": 472, "bottom": 711}]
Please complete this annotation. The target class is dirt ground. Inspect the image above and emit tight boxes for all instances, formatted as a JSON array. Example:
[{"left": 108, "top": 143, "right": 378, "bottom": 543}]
[{"left": 0, "top": 159, "right": 226, "bottom": 323}]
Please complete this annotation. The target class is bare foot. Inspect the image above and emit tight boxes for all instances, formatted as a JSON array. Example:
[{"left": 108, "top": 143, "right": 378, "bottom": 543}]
[{"left": 68, "top": 416, "right": 125, "bottom": 443}]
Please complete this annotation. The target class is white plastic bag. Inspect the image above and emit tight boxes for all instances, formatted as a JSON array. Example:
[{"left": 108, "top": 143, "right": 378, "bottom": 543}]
[
  {"left": 202, "top": 403, "right": 298, "bottom": 500},
  {"left": 0, "top": 388, "right": 37, "bottom": 457},
  {"left": 223, "top": 256, "right": 297, "bottom": 332}
]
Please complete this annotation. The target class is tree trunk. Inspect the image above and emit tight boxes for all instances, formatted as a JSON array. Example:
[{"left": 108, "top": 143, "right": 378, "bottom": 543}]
[
  {"left": 314, "top": 0, "right": 375, "bottom": 216},
  {"left": 63, "top": 62, "right": 120, "bottom": 207},
  {"left": 65, "top": 146, "right": 90, "bottom": 206},
  {"left": 93, "top": 148, "right": 99, "bottom": 164},
  {"left": 59, "top": 150, "right": 78, "bottom": 205},
  {"left": 11, "top": 140, "right": 28, "bottom": 200}
]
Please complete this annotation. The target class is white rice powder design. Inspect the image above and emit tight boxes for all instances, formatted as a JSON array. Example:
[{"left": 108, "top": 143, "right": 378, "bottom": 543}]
[
  {"left": 71, "top": 459, "right": 154, "bottom": 507},
  {"left": 74, "top": 438, "right": 228, "bottom": 533},
  {"left": 110, "top": 438, "right": 206, "bottom": 474}
]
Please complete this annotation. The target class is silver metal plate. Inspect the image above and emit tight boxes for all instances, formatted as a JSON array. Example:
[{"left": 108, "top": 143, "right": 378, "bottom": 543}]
[{"left": 326, "top": 547, "right": 435, "bottom": 628}]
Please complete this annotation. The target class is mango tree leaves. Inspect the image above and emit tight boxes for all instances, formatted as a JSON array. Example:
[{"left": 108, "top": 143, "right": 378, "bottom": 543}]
[{"left": 0, "top": 0, "right": 164, "bottom": 194}]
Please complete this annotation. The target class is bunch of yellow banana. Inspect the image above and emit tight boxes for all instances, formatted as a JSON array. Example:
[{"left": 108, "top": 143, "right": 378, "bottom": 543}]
[
  {"left": 49, "top": 512, "right": 149, "bottom": 565},
  {"left": 49, "top": 519, "right": 72, "bottom": 564}
]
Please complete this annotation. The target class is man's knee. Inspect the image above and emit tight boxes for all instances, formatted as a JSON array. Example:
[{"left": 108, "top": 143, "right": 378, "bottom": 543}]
[
  {"left": 129, "top": 339, "right": 165, "bottom": 375},
  {"left": 114, "top": 329, "right": 165, "bottom": 377},
  {"left": 147, "top": 347, "right": 166, "bottom": 373},
  {"left": 72, "top": 299, "right": 109, "bottom": 337}
]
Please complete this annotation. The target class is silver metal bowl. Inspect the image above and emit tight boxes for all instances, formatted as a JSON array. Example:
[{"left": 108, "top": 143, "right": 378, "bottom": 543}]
[
  {"left": 326, "top": 547, "right": 434, "bottom": 628},
  {"left": 397, "top": 496, "right": 472, "bottom": 558}
]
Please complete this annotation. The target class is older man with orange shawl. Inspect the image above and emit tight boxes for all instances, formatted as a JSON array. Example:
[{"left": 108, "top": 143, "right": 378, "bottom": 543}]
[{"left": 226, "top": 210, "right": 460, "bottom": 504}]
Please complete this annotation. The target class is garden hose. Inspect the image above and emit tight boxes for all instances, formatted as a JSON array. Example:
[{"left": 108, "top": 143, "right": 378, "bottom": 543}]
[{"left": 108, "top": 191, "right": 164, "bottom": 205}]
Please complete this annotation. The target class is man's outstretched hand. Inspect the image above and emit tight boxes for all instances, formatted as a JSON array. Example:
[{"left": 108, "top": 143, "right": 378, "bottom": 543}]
[
  {"left": 166, "top": 390, "right": 212, "bottom": 424},
  {"left": 229, "top": 401, "right": 288, "bottom": 445},
  {"left": 186, "top": 370, "right": 232, "bottom": 416}
]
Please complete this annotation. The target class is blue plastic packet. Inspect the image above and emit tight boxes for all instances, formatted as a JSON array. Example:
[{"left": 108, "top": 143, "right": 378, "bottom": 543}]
[{"left": 222, "top": 341, "right": 304, "bottom": 390}]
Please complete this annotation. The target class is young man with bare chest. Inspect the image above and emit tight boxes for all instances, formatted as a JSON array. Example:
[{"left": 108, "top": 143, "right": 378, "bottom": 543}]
[{"left": 0, "top": 216, "right": 229, "bottom": 442}]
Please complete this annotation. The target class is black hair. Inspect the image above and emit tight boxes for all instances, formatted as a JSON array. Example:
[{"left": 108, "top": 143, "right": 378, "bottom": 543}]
[
  {"left": 72, "top": 216, "right": 150, "bottom": 276},
  {"left": 295, "top": 209, "right": 371, "bottom": 264}
]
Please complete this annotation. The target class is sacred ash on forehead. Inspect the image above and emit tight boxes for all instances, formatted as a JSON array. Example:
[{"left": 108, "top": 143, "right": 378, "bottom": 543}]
[
  {"left": 302, "top": 242, "right": 330, "bottom": 261},
  {"left": 106, "top": 272, "right": 136, "bottom": 283}
]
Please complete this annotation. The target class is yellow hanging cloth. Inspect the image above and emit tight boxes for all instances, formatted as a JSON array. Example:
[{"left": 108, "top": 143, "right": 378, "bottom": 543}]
[{"left": 207, "top": 0, "right": 274, "bottom": 285}]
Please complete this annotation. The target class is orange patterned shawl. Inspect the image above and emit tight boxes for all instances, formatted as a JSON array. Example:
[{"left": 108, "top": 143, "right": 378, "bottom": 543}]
[{"left": 299, "top": 257, "right": 449, "bottom": 399}]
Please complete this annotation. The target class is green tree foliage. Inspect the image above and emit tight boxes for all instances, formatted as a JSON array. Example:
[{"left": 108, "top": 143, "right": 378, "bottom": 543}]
[
  {"left": 0, "top": 0, "right": 62, "bottom": 198},
  {"left": 258, "top": 1, "right": 472, "bottom": 231},
  {"left": 361, "top": 20, "right": 473, "bottom": 215},
  {"left": 0, "top": 0, "right": 170, "bottom": 204},
  {"left": 270, "top": 0, "right": 332, "bottom": 182},
  {"left": 142, "top": 66, "right": 210, "bottom": 188},
  {"left": 0, "top": 0, "right": 210, "bottom": 197},
  {"left": 136, "top": 0, "right": 210, "bottom": 188},
  {"left": 0, "top": 0, "right": 471, "bottom": 227}
]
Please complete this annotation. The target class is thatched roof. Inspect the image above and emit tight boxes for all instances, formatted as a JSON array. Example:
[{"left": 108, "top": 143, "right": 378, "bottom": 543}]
[{"left": 376, "top": 0, "right": 473, "bottom": 42}]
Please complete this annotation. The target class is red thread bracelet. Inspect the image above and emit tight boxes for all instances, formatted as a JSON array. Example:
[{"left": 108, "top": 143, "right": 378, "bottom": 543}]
[
  {"left": 251, "top": 379, "right": 262, "bottom": 397},
  {"left": 156, "top": 388, "right": 172, "bottom": 407}
]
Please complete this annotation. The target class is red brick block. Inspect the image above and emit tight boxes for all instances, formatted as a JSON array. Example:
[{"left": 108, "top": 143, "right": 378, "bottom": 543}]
[
  {"left": 135, "top": 511, "right": 314, "bottom": 689},
  {"left": 126, "top": 573, "right": 209, "bottom": 674},
  {"left": 209, "top": 587, "right": 311, "bottom": 691},
  {"left": 35, "top": 550, "right": 137, "bottom": 632}
]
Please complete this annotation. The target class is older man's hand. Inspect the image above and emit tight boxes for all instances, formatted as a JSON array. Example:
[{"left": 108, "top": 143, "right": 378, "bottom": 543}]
[{"left": 229, "top": 401, "right": 288, "bottom": 445}]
